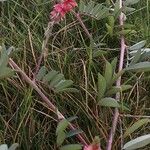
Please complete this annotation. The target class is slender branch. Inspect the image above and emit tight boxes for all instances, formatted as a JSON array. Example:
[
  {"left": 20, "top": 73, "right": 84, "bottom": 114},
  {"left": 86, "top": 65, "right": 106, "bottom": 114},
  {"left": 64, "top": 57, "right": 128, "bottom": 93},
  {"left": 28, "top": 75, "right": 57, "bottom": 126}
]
[
  {"left": 106, "top": 0, "right": 126, "bottom": 149},
  {"left": 33, "top": 21, "right": 54, "bottom": 80},
  {"left": 72, "top": 11, "right": 92, "bottom": 39},
  {"left": 9, "top": 58, "right": 88, "bottom": 146}
]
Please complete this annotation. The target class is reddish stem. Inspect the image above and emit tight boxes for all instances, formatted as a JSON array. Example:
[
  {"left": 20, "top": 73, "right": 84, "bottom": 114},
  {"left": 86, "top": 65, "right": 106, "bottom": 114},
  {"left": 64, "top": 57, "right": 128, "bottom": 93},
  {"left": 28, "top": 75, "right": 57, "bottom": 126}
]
[
  {"left": 72, "top": 11, "right": 92, "bottom": 39},
  {"left": 9, "top": 58, "right": 88, "bottom": 146},
  {"left": 106, "top": 0, "right": 126, "bottom": 149}
]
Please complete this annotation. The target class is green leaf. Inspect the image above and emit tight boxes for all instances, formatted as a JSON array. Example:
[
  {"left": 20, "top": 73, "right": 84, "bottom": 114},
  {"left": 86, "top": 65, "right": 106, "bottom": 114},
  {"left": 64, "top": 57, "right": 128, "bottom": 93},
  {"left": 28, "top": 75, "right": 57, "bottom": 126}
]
[
  {"left": 141, "top": 48, "right": 150, "bottom": 60},
  {"left": 79, "top": 1, "right": 109, "bottom": 20},
  {"left": 124, "top": 119, "right": 150, "bottom": 138},
  {"left": 0, "top": 50, "right": 8, "bottom": 67},
  {"left": 122, "top": 23, "right": 135, "bottom": 29},
  {"left": 0, "top": 144, "right": 8, "bottom": 150},
  {"left": 104, "top": 60, "right": 113, "bottom": 86},
  {"left": 124, "top": 0, "right": 140, "bottom": 6},
  {"left": 8, "top": 143, "right": 19, "bottom": 150},
  {"left": 121, "top": 85, "right": 132, "bottom": 91},
  {"left": 123, "top": 134, "right": 150, "bottom": 150},
  {"left": 130, "top": 49, "right": 142, "bottom": 65},
  {"left": 67, "top": 116, "right": 78, "bottom": 122},
  {"left": 92, "top": 4, "right": 103, "bottom": 16},
  {"left": 56, "top": 119, "right": 69, "bottom": 135},
  {"left": 98, "top": 97, "right": 120, "bottom": 108},
  {"left": 112, "top": 70, "right": 125, "bottom": 84},
  {"left": 54, "top": 80, "right": 73, "bottom": 91},
  {"left": 42, "top": 70, "right": 58, "bottom": 82},
  {"left": 97, "top": 73, "right": 106, "bottom": 100},
  {"left": 126, "top": 62, "right": 150, "bottom": 72},
  {"left": 129, "top": 40, "right": 146, "bottom": 51},
  {"left": 123, "top": 6, "right": 136, "bottom": 13},
  {"left": 113, "top": 0, "right": 121, "bottom": 17},
  {"left": 66, "top": 129, "right": 83, "bottom": 138},
  {"left": 49, "top": 73, "right": 64, "bottom": 87},
  {"left": 111, "top": 57, "right": 117, "bottom": 73},
  {"left": 96, "top": 7, "right": 109, "bottom": 20},
  {"left": 93, "top": 50, "right": 107, "bottom": 58},
  {"left": 119, "top": 102, "right": 130, "bottom": 111},
  {"left": 57, "top": 131, "right": 66, "bottom": 147},
  {"left": 0, "top": 67, "right": 14, "bottom": 79},
  {"left": 106, "top": 87, "right": 120, "bottom": 95},
  {"left": 0, "top": 46, "right": 14, "bottom": 79},
  {"left": 55, "top": 88, "right": 79, "bottom": 93},
  {"left": 36, "top": 66, "right": 47, "bottom": 80},
  {"left": 106, "top": 23, "right": 113, "bottom": 37},
  {"left": 79, "top": 0, "right": 85, "bottom": 13},
  {"left": 106, "top": 85, "right": 131, "bottom": 96},
  {"left": 85, "top": 1, "right": 95, "bottom": 13},
  {"left": 119, "top": 29, "right": 136, "bottom": 35},
  {"left": 108, "top": 15, "right": 115, "bottom": 27},
  {"left": 60, "top": 144, "right": 82, "bottom": 150}
]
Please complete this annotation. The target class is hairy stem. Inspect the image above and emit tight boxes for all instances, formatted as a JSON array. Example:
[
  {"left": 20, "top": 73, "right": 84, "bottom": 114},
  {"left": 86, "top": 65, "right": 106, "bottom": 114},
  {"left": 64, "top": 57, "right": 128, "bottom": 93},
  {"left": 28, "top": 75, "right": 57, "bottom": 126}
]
[{"left": 106, "top": 0, "right": 126, "bottom": 149}]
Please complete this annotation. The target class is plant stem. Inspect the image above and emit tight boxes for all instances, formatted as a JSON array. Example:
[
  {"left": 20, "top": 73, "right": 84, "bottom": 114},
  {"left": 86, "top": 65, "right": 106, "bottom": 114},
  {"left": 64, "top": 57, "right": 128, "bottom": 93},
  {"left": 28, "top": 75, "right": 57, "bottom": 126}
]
[
  {"left": 73, "top": 11, "right": 92, "bottom": 39},
  {"left": 33, "top": 21, "right": 54, "bottom": 80},
  {"left": 9, "top": 58, "right": 88, "bottom": 146},
  {"left": 106, "top": 0, "right": 126, "bottom": 149}
]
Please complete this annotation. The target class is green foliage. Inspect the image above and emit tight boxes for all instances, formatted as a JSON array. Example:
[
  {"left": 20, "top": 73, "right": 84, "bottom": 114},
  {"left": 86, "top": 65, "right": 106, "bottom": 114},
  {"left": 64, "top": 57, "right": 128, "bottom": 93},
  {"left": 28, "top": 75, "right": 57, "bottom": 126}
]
[
  {"left": 56, "top": 117, "right": 83, "bottom": 149},
  {"left": 57, "top": 131, "right": 66, "bottom": 147},
  {"left": 98, "top": 97, "right": 129, "bottom": 110},
  {"left": 60, "top": 144, "right": 82, "bottom": 150},
  {"left": 124, "top": 119, "right": 150, "bottom": 138},
  {"left": 113, "top": 0, "right": 123, "bottom": 18},
  {"left": 124, "top": 0, "right": 140, "bottom": 6},
  {"left": 106, "top": 15, "right": 116, "bottom": 37},
  {"left": 79, "top": 1, "right": 109, "bottom": 20},
  {"left": 126, "top": 40, "right": 150, "bottom": 72},
  {"left": 36, "top": 66, "right": 47, "bottom": 80},
  {"left": 0, "top": 45, "right": 14, "bottom": 79},
  {"left": 66, "top": 129, "right": 83, "bottom": 138},
  {"left": 97, "top": 73, "right": 106, "bottom": 100},
  {"left": 126, "top": 62, "right": 150, "bottom": 72},
  {"left": 36, "top": 67, "right": 78, "bottom": 93},
  {"left": 97, "top": 59, "right": 130, "bottom": 99},
  {"left": 127, "top": 40, "right": 150, "bottom": 66},
  {"left": 93, "top": 50, "right": 107, "bottom": 58},
  {"left": 123, "top": 134, "right": 150, "bottom": 150},
  {"left": 104, "top": 60, "right": 113, "bottom": 87},
  {"left": 106, "top": 85, "right": 132, "bottom": 96},
  {"left": 98, "top": 97, "right": 120, "bottom": 108},
  {"left": 56, "top": 119, "right": 69, "bottom": 135}
]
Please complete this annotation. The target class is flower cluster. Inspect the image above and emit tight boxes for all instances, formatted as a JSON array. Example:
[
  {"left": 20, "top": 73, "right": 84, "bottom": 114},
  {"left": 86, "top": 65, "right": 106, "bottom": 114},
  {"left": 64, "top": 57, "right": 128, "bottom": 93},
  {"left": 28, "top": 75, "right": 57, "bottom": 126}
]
[
  {"left": 50, "top": 0, "right": 77, "bottom": 23},
  {"left": 84, "top": 136, "right": 101, "bottom": 150}
]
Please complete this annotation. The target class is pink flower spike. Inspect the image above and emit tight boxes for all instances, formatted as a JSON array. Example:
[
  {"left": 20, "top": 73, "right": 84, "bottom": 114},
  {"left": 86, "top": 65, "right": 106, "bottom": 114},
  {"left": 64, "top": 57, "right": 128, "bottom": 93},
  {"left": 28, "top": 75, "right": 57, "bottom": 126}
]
[
  {"left": 50, "top": 0, "right": 77, "bottom": 23},
  {"left": 63, "top": 0, "right": 77, "bottom": 7},
  {"left": 83, "top": 144, "right": 101, "bottom": 150},
  {"left": 84, "top": 145, "right": 93, "bottom": 150}
]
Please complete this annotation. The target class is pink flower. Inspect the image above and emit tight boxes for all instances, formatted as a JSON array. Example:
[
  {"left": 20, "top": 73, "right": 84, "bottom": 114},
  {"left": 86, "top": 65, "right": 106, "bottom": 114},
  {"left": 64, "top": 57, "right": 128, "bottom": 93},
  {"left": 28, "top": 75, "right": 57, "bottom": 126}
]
[
  {"left": 50, "top": 0, "right": 77, "bottom": 23},
  {"left": 83, "top": 144, "right": 101, "bottom": 150},
  {"left": 63, "top": 0, "right": 77, "bottom": 8}
]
